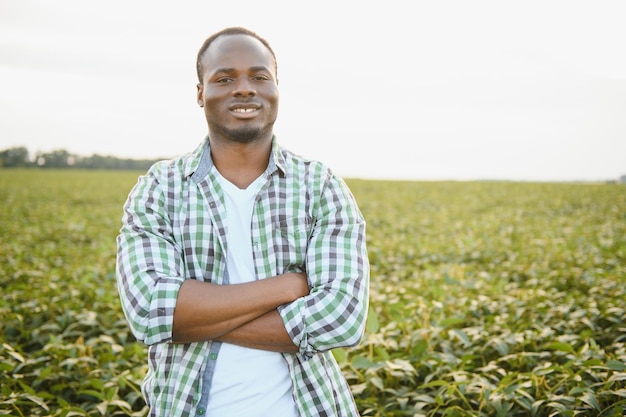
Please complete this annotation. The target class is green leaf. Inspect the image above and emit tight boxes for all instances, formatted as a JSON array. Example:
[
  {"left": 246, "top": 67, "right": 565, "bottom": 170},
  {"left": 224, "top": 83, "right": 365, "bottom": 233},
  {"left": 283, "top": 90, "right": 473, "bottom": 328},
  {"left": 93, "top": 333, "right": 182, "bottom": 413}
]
[
  {"left": 5, "top": 349, "right": 25, "bottom": 364},
  {"left": 543, "top": 342, "right": 575, "bottom": 354},
  {"left": 607, "top": 360, "right": 626, "bottom": 371},
  {"left": 365, "top": 307, "right": 379, "bottom": 334},
  {"left": 438, "top": 316, "right": 465, "bottom": 328},
  {"left": 351, "top": 355, "right": 375, "bottom": 370},
  {"left": 580, "top": 391, "right": 600, "bottom": 411},
  {"left": 450, "top": 329, "right": 470, "bottom": 346},
  {"left": 332, "top": 348, "right": 347, "bottom": 364},
  {"left": 77, "top": 389, "right": 104, "bottom": 400},
  {"left": 96, "top": 401, "right": 108, "bottom": 415},
  {"left": 373, "top": 346, "right": 389, "bottom": 361},
  {"left": 420, "top": 379, "right": 448, "bottom": 389},
  {"left": 23, "top": 394, "right": 49, "bottom": 411},
  {"left": 412, "top": 339, "right": 428, "bottom": 356},
  {"left": 369, "top": 376, "right": 384, "bottom": 390}
]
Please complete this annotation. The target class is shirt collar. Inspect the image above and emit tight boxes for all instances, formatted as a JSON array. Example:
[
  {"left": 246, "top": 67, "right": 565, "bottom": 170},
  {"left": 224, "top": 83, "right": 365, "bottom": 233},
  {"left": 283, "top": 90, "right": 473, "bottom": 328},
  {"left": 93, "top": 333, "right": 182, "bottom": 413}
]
[{"left": 186, "top": 135, "right": 287, "bottom": 183}]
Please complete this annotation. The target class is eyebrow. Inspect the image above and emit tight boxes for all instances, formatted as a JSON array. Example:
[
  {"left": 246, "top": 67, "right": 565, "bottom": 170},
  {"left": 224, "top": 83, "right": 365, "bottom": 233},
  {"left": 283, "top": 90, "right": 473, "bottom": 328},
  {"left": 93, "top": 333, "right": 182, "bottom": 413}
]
[
  {"left": 212, "top": 66, "right": 272, "bottom": 75},
  {"left": 249, "top": 66, "right": 272, "bottom": 73}
]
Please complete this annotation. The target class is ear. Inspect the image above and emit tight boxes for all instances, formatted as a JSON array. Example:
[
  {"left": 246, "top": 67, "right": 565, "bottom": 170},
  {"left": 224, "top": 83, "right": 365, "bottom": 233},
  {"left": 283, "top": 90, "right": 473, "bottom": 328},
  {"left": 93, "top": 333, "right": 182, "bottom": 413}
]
[{"left": 196, "top": 83, "right": 204, "bottom": 107}]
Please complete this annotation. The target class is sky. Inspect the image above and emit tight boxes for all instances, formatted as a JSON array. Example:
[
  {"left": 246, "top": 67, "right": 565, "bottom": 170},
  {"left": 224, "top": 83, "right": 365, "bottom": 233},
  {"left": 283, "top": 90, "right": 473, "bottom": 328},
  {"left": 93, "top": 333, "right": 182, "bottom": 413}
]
[{"left": 1, "top": 0, "right": 625, "bottom": 182}]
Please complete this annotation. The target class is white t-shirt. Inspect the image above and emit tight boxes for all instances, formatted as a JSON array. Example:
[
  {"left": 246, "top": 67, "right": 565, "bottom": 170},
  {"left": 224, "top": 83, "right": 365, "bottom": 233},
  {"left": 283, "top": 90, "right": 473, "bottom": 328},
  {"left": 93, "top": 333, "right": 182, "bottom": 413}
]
[{"left": 206, "top": 169, "right": 298, "bottom": 417}]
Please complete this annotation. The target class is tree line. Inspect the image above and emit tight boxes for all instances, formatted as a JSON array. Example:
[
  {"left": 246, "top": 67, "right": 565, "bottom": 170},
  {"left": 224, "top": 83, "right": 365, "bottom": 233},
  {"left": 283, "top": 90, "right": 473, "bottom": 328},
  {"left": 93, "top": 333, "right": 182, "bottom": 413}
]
[{"left": 0, "top": 146, "right": 164, "bottom": 170}]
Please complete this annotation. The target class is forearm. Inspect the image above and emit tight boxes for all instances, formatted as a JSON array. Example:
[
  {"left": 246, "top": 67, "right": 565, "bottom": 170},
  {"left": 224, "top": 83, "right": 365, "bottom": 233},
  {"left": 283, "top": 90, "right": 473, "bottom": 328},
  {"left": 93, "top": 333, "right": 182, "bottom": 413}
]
[
  {"left": 172, "top": 273, "right": 308, "bottom": 343},
  {"left": 215, "top": 310, "right": 299, "bottom": 352},
  {"left": 281, "top": 284, "right": 368, "bottom": 353}
]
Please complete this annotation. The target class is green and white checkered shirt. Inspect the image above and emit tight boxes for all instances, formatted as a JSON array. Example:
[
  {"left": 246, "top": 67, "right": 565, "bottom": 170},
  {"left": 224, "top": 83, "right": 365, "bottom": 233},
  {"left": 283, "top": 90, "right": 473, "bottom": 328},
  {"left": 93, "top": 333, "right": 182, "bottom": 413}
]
[{"left": 116, "top": 137, "right": 369, "bottom": 417}]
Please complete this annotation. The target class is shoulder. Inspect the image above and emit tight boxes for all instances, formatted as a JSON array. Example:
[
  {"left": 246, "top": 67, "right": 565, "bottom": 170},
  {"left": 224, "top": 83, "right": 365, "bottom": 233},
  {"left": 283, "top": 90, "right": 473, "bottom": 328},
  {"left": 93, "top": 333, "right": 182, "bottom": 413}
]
[
  {"left": 277, "top": 145, "right": 358, "bottom": 204},
  {"left": 277, "top": 145, "right": 336, "bottom": 185},
  {"left": 144, "top": 140, "right": 205, "bottom": 184}
]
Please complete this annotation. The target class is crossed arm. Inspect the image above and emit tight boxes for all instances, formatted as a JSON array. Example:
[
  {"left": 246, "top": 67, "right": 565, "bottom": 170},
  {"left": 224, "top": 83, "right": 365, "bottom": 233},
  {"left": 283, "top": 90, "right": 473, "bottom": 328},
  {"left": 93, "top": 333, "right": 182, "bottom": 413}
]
[
  {"left": 171, "top": 272, "right": 309, "bottom": 352},
  {"left": 118, "top": 168, "right": 368, "bottom": 354}
]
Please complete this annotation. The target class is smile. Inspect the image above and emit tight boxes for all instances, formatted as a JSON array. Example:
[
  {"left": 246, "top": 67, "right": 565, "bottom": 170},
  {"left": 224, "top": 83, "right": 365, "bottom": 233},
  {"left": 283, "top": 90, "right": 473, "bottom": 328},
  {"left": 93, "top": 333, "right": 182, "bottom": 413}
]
[{"left": 233, "top": 108, "right": 257, "bottom": 113}]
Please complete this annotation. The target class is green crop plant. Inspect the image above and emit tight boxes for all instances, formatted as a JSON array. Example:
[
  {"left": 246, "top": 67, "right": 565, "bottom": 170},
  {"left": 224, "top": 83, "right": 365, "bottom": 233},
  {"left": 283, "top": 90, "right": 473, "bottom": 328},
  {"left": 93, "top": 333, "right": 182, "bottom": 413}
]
[{"left": 1, "top": 170, "right": 624, "bottom": 416}]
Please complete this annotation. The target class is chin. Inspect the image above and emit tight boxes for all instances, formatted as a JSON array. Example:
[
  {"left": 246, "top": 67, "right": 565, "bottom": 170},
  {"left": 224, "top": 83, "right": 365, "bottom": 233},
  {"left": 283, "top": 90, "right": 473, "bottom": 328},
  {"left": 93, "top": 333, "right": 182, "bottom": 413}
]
[{"left": 227, "top": 126, "right": 269, "bottom": 143}]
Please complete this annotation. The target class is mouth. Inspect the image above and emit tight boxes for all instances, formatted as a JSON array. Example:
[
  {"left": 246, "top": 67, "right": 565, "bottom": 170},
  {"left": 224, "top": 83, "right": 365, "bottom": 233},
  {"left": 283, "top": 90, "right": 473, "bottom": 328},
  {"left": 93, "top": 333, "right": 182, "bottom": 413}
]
[
  {"left": 233, "top": 108, "right": 256, "bottom": 113},
  {"left": 230, "top": 104, "right": 261, "bottom": 115}
]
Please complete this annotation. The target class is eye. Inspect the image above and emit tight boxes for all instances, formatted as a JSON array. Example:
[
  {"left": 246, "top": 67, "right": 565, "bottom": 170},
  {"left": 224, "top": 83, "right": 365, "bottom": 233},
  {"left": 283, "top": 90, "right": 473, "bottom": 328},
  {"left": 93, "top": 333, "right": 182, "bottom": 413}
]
[
  {"left": 252, "top": 72, "right": 271, "bottom": 81},
  {"left": 216, "top": 77, "right": 234, "bottom": 84}
]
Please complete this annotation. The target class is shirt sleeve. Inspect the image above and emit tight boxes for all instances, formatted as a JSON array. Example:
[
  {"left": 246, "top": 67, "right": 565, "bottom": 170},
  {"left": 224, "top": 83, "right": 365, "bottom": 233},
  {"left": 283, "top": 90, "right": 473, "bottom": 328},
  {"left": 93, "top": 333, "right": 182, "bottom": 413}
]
[
  {"left": 115, "top": 167, "right": 184, "bottom": 346},
  {"left": 279, "top": 172, "right": 370, "bottom": 358}
]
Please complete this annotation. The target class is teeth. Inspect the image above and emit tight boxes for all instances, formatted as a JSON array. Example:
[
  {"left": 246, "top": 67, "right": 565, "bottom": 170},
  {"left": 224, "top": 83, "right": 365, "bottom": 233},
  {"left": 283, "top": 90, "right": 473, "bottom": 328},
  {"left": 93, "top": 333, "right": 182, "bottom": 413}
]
[{"left": 234, "top": 108, "right": 255, "bottom": 113}]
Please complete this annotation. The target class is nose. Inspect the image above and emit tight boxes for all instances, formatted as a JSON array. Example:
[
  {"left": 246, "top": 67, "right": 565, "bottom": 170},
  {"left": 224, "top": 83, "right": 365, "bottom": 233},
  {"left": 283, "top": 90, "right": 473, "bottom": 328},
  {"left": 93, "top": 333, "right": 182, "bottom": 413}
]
[{"left": 233, "top": 77, "right": 256, "bottom": 97}]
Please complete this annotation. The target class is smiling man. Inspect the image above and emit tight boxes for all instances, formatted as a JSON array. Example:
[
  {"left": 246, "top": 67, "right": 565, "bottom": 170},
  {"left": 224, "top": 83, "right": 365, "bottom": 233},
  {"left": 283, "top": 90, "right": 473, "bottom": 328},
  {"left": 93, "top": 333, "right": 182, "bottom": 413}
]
[{"left": 116, "top": 27, "right": 370, "bottom": 417}]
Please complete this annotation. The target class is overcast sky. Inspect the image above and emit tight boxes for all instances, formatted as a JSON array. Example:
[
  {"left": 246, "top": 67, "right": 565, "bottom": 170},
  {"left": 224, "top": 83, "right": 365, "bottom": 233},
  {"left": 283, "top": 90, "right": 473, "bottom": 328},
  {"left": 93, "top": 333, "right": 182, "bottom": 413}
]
[{"left": 1, "top": 0, "right": 625, "bottom": 181}]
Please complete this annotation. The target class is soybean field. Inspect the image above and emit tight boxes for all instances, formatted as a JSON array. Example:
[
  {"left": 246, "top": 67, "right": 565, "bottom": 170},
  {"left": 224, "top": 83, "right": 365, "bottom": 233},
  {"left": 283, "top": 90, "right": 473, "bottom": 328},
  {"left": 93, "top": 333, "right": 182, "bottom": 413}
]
[{"left": 1, "top": 169, "right": 625, "bottom": 416}]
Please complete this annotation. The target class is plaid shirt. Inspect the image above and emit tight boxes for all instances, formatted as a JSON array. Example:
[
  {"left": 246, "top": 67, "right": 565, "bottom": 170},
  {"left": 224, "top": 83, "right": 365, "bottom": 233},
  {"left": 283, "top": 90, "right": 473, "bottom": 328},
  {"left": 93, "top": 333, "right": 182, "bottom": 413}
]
[{"left": 116, "top": 137, "right": 369, "bottom": 417}]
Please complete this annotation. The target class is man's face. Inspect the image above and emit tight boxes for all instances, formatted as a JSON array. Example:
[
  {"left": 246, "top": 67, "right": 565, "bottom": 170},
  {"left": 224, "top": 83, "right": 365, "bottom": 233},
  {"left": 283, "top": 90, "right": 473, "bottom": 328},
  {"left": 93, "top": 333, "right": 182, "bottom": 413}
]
[{"left": 196, "top": 34, "right": 279, "bottom": 143}]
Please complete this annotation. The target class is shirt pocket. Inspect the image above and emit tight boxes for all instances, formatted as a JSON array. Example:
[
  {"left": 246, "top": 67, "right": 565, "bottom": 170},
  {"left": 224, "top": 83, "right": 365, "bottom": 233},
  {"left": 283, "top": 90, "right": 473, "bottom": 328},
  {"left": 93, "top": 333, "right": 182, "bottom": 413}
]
[{"left": 273, "top": 215, "right": 311, "bottom": 270}]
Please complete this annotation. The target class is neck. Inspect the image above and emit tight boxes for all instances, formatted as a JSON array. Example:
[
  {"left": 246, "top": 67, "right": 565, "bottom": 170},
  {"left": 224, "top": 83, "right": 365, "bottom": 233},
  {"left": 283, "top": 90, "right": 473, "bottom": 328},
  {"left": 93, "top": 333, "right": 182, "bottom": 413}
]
[{"left": 209, "top": 135, "right": 272, "bottom": 189}]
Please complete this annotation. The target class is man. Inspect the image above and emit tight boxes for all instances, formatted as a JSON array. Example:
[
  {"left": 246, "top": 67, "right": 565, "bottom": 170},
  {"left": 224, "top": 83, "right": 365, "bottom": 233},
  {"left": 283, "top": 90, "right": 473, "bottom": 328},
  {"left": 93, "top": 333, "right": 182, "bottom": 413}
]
[{"left": 116, "top": 27, "right": 369, "bottom": 417}]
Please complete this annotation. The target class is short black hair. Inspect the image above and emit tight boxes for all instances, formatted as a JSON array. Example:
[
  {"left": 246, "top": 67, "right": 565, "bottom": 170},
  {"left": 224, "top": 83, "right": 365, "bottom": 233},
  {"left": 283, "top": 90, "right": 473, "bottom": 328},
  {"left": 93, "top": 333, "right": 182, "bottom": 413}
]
[{"left": 196, "top": 27, "right": 278, "bottom": 83}]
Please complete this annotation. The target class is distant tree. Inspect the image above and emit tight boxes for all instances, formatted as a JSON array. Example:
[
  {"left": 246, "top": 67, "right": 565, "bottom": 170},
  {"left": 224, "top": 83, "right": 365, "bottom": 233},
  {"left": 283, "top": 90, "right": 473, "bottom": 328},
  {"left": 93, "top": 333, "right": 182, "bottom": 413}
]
[
  {"left": 35, "top": 149, "right": 73, "bottom": 168},
  {"left": 0, "top": 146, "right": 163, "bottom": 170},
  {"left": 0, "top": 146, "right": 30, "bottom": 167}
]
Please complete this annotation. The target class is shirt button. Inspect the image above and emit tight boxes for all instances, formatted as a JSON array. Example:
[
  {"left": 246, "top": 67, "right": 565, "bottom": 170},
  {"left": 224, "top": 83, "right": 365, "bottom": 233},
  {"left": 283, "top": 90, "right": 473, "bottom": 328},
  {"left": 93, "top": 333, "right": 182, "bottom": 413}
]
[
  {"left": 210, "top": 353, "right": 217, "bottom": 360},
  {"left": 197, "top": 407, "right": 206, "bottom": 415}
]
